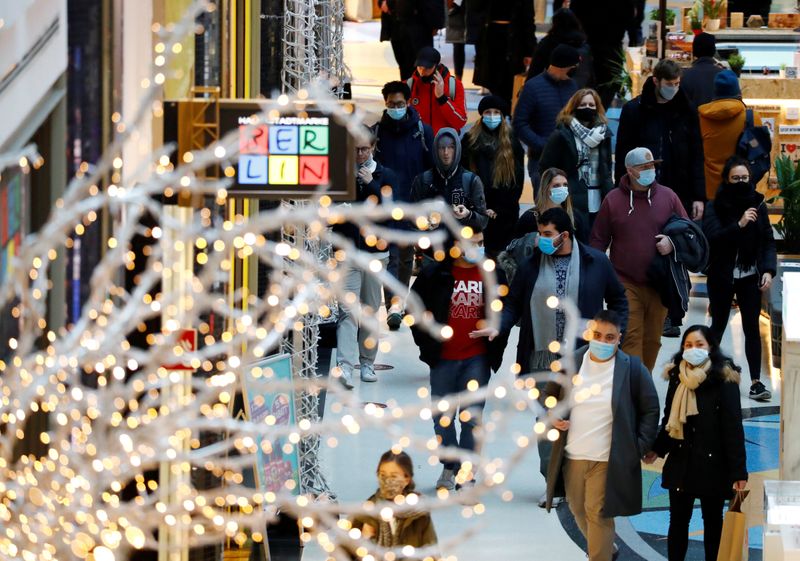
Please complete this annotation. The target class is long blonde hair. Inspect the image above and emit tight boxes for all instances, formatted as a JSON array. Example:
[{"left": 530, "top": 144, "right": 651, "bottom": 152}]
[
  {"left": 536, "top": 167, "right": 574, "bottom": 223},
  {"left": 464, "top": 117, "right": 517, "bottom": 188},
  {"left": 556, "top": 88, "right": 608, "bottom": 127}
]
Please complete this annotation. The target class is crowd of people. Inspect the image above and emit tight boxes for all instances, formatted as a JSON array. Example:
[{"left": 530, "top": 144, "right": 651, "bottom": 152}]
[{"left": 335, "top": 7, "right": 778, "bottom": 559}]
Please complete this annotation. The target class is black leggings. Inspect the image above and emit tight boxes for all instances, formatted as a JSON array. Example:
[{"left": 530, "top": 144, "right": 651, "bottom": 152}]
[
  {"left": 708, "top": 274, "right": 762, "bottom": 382},
  {"left": 668, "top": 490, "right": 725, "bottom": 561},
  {"left": 453, "top": 43, "right": 465, "bottom": 80}
]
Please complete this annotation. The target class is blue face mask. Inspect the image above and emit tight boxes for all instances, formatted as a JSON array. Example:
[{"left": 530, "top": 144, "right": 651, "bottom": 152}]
[
  {"left": 549, "top": 186, "right": 569, "bottom": 205},
  {"left": 463, "top": 246, "right": 485, "bottom": 264},
  {"left": 636, "top": 168, "right": 656, "bottom": 187},
  {"left": 538, "top": 233, "right": 563, "bottom": 255},
  {"left": 387, "top": 107, "right": 407, "bottom": 120},
  {"left": 682, "top": 348, "right": 709, "bottom": 366},
  {"left": 589, "top": 340, "right": 617, "bottom": 361},
  {"left": 482, "top": 115, "right": 502, "bottom": 130},
  {"left": 659, "top": 85, "right": 679, "bottom": 101}
]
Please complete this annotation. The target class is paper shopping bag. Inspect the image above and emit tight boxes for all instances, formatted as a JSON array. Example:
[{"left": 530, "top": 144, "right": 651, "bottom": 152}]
[{"left": 717, "top": 491, "right": 750, "bottom": 561}]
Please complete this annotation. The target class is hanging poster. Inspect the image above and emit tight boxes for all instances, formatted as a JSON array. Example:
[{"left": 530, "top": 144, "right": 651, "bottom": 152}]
[{"left": 241, "top": 354, "right": 301, "bottom": 497}]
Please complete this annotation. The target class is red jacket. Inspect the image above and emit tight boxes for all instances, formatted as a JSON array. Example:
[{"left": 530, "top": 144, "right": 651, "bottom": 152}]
[{"left": 409, "top": 64, "right": 467, "bottom": 135}]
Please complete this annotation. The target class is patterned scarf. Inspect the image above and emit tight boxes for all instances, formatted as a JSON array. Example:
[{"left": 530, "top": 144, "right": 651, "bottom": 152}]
[
  {"left": 377, "top": 519, "right": 398, "bottom": 548},
  {"left": 666, "top": 360, "right": 711, "bottom": 440},
  {"left": 569, "top": 118, "right": 606, "bottom": 188}
]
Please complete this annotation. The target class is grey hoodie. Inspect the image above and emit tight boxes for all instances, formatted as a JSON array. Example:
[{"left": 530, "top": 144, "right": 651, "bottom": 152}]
[{"left": 410, "top": 128, "right": 489, "bottom": 231}]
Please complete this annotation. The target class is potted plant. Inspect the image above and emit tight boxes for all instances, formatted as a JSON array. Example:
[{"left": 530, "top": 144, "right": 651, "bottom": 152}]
[
  {"left": 649, "top": 8, "right": 676, "bottom": 27},
  {"left": 770, "top": 155, "right": 800, "bottom": 253},
  {"left": 689, "top": 3, "right": 703, "bottom": 34},
  {"left": 728, "top": 53, "right": 746, "bottom": 76},
  {"left": 702, "top": 0, "right": 727, "bottom": 30}
]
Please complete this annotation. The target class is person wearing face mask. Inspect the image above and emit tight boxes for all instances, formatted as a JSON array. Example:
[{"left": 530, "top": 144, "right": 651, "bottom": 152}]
[
  {"left": 461, "top": 95, "right": 525, "bottom": 257},
  {"left": 333, "top": 130, "right": 398, "bottom": 389},
  {"left": 644, "top": 325, "right": 747, "bottom": 561},
  {"left": 373, "top": 80, "right": 434, "bottom": 330},
  {"left": 590, "top": 147, "right": 688, "bottom": 374},
  {"left": 407, "top": 46, "right": 467, "bottom": 135},
  {"left": 469, "top": 208, "right": 627, "bottom": 506},
  {"left": 410, "top": 228, "right": 504, "bottom": 490},
  {"left": 702, "top": 157, "right": 776, "bottom": 402},
  {"left": 539, "top": 88, "right": 614, "bottom": 226},
  {"left": 542, "top": 310, "right": 659, "bottom": 561},
  {"left": 615, "top": 59, "right": 706, "bottom": 222},
  {"left": 350, "top": 450, "right": 438, "bottom": 553},
  {"left": 513, "top": 44, "right": 579, "bottom": 196}
]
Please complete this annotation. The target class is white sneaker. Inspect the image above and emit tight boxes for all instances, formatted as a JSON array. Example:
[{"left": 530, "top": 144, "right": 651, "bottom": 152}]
[
  {"left": 360, "top": 363, "right": 377, "bottom": 382},
  {"left": 436, "top": 468, "right": 456, "bottom": 490},
  {"left": 334, "top": 365, "right": 354, "bottom": 390}
]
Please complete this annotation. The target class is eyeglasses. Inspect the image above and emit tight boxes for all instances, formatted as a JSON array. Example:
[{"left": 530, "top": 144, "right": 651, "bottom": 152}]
[
  {"left": 730, "top": 175, "right": 750, "bottom": 182},
  {"left": 355, "top": 147, "right": 372, "bottom": 153}
]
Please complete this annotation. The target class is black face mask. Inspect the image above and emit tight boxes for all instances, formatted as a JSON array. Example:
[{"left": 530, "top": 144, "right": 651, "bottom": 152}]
[
  {"left": 574, "top": 107, "right": 597, "bottom": 124},
  {"left": 567, "top": 66, "right": 578, "bottom": 78},
  {"left": 420, "top": 73, "right": 434, "bottom": 83}
]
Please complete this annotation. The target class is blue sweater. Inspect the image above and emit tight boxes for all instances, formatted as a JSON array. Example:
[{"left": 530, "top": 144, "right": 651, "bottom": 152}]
[
  {"left": 512, "top": 71, "right": 577, "bottom": 158},
  {"left": 373, "top": 107, "right": 434, "bottom": 202}
]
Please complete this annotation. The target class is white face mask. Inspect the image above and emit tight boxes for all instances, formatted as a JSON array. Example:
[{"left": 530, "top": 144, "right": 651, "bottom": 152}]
[{"left": 682, "top": 348, "right": 709, "bottom": 366}]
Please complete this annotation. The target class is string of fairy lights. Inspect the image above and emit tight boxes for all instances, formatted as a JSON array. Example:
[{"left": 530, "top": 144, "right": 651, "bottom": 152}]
[{"left": 0, "top": 2, "right": 596, "bottom": 561}]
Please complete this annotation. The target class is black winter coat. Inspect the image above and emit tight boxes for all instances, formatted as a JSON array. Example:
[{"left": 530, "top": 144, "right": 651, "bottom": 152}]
[
  {"left": 497, "top": 241, "right": 628, "bottom": 375},
  {"left": 410, "top": 260, "right": 505, "bottom": 371},
  {"left": 461, "top": 127, "right": 525, "bottom": 254},
  {"left": 614, "top": 78, "right": 706, "bottom": 211},
  {"left": 528, "top": 31, "right": 594, "bottom": 89},
  {"left": 653, "top": 362, "right": 748, "bottom": 497},
  {"left": 539, "top": 123, "right": 614, "bottom": 217},
  {"left": 373, "top": 107, "right": 434, "bottom": 202},
  {"left": 703, "top": 191, "right": 777, "bottom": 281},
  {"left": 680, "top": 57, "right": 725, "bottom": 110}
]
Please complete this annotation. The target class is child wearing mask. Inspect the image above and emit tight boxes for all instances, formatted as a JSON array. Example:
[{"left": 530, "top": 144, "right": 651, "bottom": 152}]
[{"left": 351, "top": 451, "right": 438, "bottom": 551}]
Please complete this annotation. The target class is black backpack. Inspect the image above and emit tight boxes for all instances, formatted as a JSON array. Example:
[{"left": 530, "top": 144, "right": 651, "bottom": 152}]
[{"left": 736, "top": 109, "right": 772, "bottom": 184}]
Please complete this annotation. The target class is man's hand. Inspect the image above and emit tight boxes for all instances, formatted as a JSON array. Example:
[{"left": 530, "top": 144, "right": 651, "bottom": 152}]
[
  {"left": 379, "top": 0, "right": 389, "bottom": 13},
  {"left": 643, "top": 451, "right": 658, "bottom": 464},
  {"left": 486, "top": 209, "right": 497, "bottom": 219},
  {"left": 357, "top": 167, "right": 373, "bottom": 185},
  {"left": 738, "top": 207, "right": 758, "bottom": 228},
  {"left": 433, "top": 71, "right": 445, "bottom": 99},
  {"left": 655, "top": 234, "right": 673, "bottom": 256},
  {"left": 453, "top": 204, "right": 470, "bottom": 219},
  {"left": 759, "top": 272, "right": 773, "bottom": 292},
  {"left": 552, "top": 419, "right": 570, "bottom": 431},
  {"left": 692, "top": 201, "right": 704, "bottom": 221},
  {"left": 469, "top": 327, "right": 498, "bottom": 340},
  {"left": 523, "top": 56, "right": 532, "bottom": 68},
  {"left": 733, "top": 480, "right": 747, "bottom": 492}
]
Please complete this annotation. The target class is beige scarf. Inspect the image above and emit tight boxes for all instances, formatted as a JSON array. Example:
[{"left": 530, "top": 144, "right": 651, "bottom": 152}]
[{"left": 666, "top": 360, "right": 710, "bottom": 440}]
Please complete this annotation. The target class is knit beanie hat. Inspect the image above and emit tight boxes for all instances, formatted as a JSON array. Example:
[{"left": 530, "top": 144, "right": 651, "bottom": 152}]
[
  {"left": 692, "top": 32, "right": 716, "bottom": 58},
  {"left": 714, "top": 70, "right": 741, "bottom": 99},
  {"left": 478, "top": 95, "right": 510, "bottom": 116},
  {"left": 550, "top": 44, "right": 581, "bottom": 68}
]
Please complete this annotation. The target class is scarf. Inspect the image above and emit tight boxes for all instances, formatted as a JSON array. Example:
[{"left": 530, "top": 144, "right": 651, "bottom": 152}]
[
  {"left": 529, "top": 248, "right": 581, "bottom": 370},
  {"left": 569, "top": 118, "right": 606, "bottom": 188},
  {"left": 377, "top": 519, "right": 399, "bottom": 548},
  {"left": 666, "top": 360, "right": 711, "bottom": 440}
]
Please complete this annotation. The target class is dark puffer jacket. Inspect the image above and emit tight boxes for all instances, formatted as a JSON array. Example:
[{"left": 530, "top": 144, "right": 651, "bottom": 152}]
[
  {"left": 615, "top": 78, "right": 706, "bottom": 211},
  {"left": 512, "top": 72, "right": 577, "bottom": 159},
  {"left": 652, "top": 361, "right": 748, "bottom": 497},
  {"left": 373, "top": 107, "right": 434, "bottom": 202}
]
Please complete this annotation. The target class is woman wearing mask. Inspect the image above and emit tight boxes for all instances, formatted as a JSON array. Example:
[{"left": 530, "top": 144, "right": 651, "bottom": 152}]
[
  {"left": 535, "top": 167, "right": 590, "bottom": 244},
  {"left": 644, "top": 325, "right": 747, "bottom": 561},
  {"left": 702, "top": 156, "right": 777, "bottom": 402},
  {"left": 462, "top": 95, "right": 525, "bottom": 257},
  {"left": 351, "top": 451, "right": 438, "bottom": 551},
  {"left": 539, "top": 88, "right": 613, "bottom": 225}
]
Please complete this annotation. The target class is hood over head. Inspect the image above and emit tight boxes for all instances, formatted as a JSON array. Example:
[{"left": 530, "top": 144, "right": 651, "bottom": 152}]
[{"left": 432, "top": 127, "right": 461, "bottom": 176}]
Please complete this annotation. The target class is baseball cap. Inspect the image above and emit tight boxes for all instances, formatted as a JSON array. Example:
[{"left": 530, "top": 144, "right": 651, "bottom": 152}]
[
  {"left": 624, "top": 147, "right": 662, "bottom": 168},
  {"left": 415, "top": 47, "right": 441, "bottom": 69}
]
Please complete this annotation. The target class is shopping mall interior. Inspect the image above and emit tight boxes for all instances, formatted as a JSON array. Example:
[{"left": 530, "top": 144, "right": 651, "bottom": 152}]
[{"left": 0, "top": 1, "right": 799, "bottom": 560}]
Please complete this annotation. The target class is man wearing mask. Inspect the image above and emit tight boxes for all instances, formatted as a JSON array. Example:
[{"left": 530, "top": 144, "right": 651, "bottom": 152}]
[
  {"left": 411, "top": 128, "right": 489, "bottom": 232},
  {"left": 544, "top": 310, "right": 660, "bottom": 561},
  {"left": 410, "top": 227, "right": 503, "bottom": 491},
  {"left": 333, "top": 132, "right": 397, "bottom": 389},
  {"left": 615, "top": 60, "right": 706, "bottom": 221},
  {"left": 680, "top": 32, "right": 723, "bottom": 109},
  {"left": 407, "top": 47, "right": 468, "bottom": 135},
  {"left": 513, "top": 44, "right": 579, "bottom": 196},
  {"left": 590, "top": 148, "right": 688, "bottom": 374},
  {"left": 469, "top": 207, "right": 628, "bottom": 507},
  {"left": 373, "top": 80, "right": 435, "bottom": 330}
]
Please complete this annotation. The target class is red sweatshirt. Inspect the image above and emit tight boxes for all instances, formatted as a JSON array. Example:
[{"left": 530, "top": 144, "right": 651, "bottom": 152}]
[
  {"left": 590, "top": 176, "right": 688, "bottom": 285},
  {"left": 409, "top": 64, "right": 468, "bottom": 135}
]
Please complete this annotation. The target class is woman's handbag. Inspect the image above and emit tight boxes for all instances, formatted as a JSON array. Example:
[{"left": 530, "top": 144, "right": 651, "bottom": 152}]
[{"left": 716, "top": 490, "right": 750, "bottom": 561}]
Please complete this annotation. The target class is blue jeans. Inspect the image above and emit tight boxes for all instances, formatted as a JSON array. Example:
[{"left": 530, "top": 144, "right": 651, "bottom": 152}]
[{"left": 429, "top": 355, "right": 491, "bottom": 469}]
